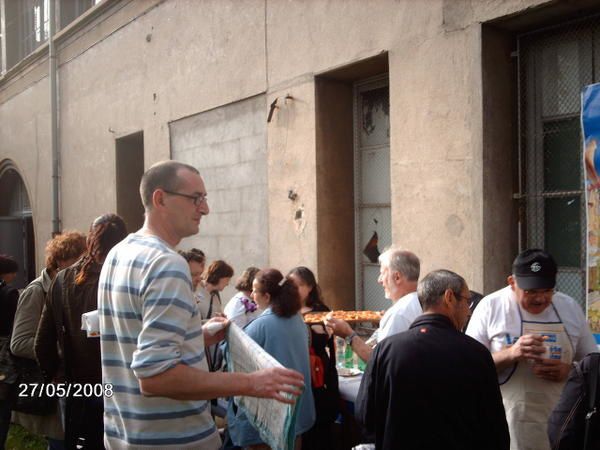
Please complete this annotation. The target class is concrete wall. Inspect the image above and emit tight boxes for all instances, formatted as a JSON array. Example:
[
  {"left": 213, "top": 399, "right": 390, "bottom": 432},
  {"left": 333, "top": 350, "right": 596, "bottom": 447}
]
[
  {"left": 3, "top": 0, "right": 596, "bottom": 300},
  {"left": 171, "top": 94, "right": 268, "bottom": 301}
]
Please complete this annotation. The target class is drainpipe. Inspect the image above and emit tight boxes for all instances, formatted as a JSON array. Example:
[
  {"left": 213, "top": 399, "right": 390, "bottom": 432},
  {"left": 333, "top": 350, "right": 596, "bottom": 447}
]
[{"left": 49, "top": 0, "right": 60, "bottom": 235}]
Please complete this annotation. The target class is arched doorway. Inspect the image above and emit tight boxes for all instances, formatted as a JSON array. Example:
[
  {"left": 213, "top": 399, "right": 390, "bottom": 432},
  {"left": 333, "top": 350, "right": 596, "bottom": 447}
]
[{"left": 0, "top": 160, "right": 35, "bottom": 288}]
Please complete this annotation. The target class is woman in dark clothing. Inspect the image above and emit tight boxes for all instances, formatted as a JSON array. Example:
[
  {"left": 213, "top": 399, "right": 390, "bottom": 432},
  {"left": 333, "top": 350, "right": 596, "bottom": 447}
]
[
  {"left": 288, "top": 266, "right": 340, "bottom": 450},
  {"left": 35, "top": 214, "right": 127, "bottom": 450},
  {"left": 0, "top": 254, "right": 19, "bottom": 450}
]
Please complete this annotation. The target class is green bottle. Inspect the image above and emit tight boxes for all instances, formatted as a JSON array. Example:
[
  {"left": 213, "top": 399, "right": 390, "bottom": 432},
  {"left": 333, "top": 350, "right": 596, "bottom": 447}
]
[
  {"left": 358, "top": 356, "right": 366, "bottom": 372},
  {"left": 344, "top": 342, "right": 354, "bottom": 368}
]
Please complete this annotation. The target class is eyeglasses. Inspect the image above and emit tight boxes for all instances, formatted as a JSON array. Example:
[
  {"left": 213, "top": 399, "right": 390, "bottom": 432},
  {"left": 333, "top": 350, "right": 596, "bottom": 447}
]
[
  {"left": 163, "top": 190, "right": 207, "bottom": 206},
  {"left": 523, "top": 288, "right": 554, "bottom": 296},
  {"left": 453, "top": 292, "right": 473, "bottom": 308}
]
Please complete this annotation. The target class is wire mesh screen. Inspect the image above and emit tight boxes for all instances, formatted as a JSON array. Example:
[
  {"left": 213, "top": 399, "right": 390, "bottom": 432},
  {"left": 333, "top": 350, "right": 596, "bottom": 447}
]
[
  {"left": 354, "top": 77, "right": 392, "bottom": 311},
  {"left": 518, "top": 16, "right": 600, "bottom": 308}
]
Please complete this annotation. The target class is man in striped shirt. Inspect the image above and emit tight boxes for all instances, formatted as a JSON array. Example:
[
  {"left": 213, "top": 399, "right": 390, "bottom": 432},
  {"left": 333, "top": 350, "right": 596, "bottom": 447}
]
[{"left": 99, "top": 161, "right": 303, "bottom": 449}]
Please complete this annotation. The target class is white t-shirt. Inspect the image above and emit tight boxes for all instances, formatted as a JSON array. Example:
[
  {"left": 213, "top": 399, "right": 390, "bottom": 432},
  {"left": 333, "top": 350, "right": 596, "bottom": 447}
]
[
  {"left": 466, "top": 286, "right": 597, "bottom": 375},
  {"left": 375, "top": 291, "right": 423, "bottom": 343}
]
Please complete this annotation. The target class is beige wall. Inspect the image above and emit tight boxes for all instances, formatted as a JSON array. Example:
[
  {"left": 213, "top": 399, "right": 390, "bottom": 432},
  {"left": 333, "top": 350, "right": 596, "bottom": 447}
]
[{"left": 3, "top": 0, "right": 594, "bottom": 299}]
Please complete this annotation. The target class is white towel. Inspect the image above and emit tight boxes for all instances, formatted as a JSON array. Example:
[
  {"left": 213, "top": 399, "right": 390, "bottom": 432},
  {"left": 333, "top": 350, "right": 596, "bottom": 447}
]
[{"left": 225, "top": 323, "right": 300, "bottom": 450}]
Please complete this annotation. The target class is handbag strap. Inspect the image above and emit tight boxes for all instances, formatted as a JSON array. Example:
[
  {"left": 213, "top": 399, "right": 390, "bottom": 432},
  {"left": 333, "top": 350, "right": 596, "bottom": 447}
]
[
  {"left": 583, "top": 353, "right": 600, "bottom": 450},
  {"left": 207, "top": 291, "right": 219, "bottom": 319}
]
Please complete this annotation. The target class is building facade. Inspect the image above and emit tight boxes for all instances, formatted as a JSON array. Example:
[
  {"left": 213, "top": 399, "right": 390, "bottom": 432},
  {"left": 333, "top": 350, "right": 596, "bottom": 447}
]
[{"left": 1, "top": 0, "right": 598, "bottom": 309}]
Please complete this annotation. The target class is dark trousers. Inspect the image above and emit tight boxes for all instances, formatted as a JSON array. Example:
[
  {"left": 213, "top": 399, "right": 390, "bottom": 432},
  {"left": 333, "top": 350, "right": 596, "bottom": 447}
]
[
  {"left": 0, "top": 395, "right": 12, "bottom": 450},
  {"left": 64, "top": 397, "right": 104, "bottom": 450}
]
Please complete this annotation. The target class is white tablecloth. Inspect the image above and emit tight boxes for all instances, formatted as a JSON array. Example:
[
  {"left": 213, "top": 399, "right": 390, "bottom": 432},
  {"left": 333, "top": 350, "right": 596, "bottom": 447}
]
[{"left": 338, "top": 374, "right": 362, "bottom": 403}]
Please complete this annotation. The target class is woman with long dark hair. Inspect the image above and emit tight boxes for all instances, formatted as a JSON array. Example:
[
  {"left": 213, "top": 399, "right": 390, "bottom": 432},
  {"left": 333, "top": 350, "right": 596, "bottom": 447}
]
[
  {"left": 35, "top": 214, "right": 127, "bottom": 450},
  {"left": 288, "top": 266, "right": 339, "bottom": 450},
  {"left": 226, "top": 268, "right": 315, "bottom": 450}
]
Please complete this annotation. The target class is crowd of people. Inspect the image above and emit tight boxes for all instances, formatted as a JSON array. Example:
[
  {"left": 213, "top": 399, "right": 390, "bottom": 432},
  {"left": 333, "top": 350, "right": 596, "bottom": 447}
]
[{"left": 0, "top": 159, "right": 598, "bottom": 450}]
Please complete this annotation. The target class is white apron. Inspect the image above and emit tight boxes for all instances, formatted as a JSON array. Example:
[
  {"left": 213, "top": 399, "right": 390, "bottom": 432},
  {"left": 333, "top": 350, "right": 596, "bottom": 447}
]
[{"left": 499, "top": 304, "right": 574, "bottom": 450}]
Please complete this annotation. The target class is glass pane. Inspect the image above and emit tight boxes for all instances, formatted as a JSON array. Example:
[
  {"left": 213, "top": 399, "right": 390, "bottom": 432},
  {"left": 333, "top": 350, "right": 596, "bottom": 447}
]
[
  {"left": 363, "top": 264, "right": 389, "bottom": 311},
  {"left": 544, "top": 196, "right": 581, "bottom": 267},
  {"left": 541, "top": 37, "right": 592, "bottom": 117},
  {"left": 359, "top": 207, "right": 392, "bottom": 263},
  {"left": 359, "top": 86, "right": 390, "bottom": 148},
  {"left": 543, "top": 118, "right": 581, "bottom": 192},
  {"left": 361, "top": 147, "right": 391, "bottom": 204}
]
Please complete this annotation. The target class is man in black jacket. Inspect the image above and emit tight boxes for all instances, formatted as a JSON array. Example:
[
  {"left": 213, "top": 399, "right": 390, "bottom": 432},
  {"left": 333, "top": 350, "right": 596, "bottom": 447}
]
[{"left": 355, "top": 269, "right": 510, "bottom": 450}]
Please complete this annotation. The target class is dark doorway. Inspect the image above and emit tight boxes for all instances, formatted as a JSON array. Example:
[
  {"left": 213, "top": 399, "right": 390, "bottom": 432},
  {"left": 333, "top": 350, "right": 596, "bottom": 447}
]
[
  {"left": 116, "top": 132, "right": 145, "bottom": 233},
  {"left": 0, "top": 162, "right": 35, "bottom": 288}
]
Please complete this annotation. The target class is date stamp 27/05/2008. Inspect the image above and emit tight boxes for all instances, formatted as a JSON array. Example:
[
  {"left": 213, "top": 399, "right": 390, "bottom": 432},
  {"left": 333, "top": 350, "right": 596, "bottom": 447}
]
[{"left": 18, "top": 383, "right": 113, "bottom": 398}]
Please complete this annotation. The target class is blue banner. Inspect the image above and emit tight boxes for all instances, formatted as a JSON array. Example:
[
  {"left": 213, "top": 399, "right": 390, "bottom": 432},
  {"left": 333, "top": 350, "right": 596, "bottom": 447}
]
[{"left": 581, "top": 83, "right": 600, "bottom": 342}]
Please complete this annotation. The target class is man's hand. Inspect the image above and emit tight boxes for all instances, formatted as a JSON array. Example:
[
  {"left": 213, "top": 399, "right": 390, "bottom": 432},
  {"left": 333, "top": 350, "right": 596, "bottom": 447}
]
[
  {"left": 202, "top": 316, "right": 229, "bottom": 346},
  {"left": 324, "top": 316, "right": 353, "bottom": 338},
  {"left": 531, "top": 359, "right": 571, "bottom": 382},
  {"left": 509, "top": 334, "right": 546, "bottom": 362},
  {"left": 247, "top": 367, "right": 305, "bottom": 404}
]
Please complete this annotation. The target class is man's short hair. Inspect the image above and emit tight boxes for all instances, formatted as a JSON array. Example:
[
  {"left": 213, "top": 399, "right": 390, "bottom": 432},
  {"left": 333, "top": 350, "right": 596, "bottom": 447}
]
[
  {"left": 379, "top": 247, "right": 420, "bottom": 281},
  {"left": 417, "top": 269, "right": 466, "bottom": 311},
  {"left": 139, "top": 160, "right": 199, "bottom": 210},
  {"left": 0, "top": 254, "right": 18, "bottom": 275}
]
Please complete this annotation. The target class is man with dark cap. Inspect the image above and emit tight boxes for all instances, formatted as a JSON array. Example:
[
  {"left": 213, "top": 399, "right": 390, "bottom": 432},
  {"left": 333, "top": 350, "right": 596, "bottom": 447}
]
[{"left": 466, "top": 249, "right": 597, "bottom": 450}]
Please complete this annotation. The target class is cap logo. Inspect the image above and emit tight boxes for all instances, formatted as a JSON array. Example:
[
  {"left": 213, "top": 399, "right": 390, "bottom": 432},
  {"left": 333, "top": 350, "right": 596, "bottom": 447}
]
[{"left": 531, "top": 262, "right": 541, "bottom": 272}]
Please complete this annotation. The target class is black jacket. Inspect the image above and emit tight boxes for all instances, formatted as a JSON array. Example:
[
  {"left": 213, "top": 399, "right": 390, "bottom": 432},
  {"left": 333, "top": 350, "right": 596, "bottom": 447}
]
[
  {"left": 34, "top": 261, "right": 102, "bottom": 384},
  {"left": 548, "top": 352, "right": 600, "bottom": 450},
  {"left": 356, "top": 314, "right": 510, "bottom": 450}
]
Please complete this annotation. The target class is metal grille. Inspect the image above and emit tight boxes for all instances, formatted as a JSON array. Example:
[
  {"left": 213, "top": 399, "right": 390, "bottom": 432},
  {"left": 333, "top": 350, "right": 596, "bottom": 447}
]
[
  {"left": 518, "top": 15, "right": 600, "bottom": 307},
  {"left": 354, "top": 75, "right": 392, "bottom": 311}
]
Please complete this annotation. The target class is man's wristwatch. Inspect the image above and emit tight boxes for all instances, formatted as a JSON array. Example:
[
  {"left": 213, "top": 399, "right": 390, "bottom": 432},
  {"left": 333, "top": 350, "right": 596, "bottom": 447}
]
[{"left": 345, "top": 331, "right": 357, "bottom": 346}]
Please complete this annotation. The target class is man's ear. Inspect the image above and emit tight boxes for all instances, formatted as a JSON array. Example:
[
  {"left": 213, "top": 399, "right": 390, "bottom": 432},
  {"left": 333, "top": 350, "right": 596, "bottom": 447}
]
[
  {"left": 442, "top": 288, "right": 454, "bottom": 307},
  {"left": 507, "top": 275, "right": 516, "bottom": 291},
  {"left": 152, "top": 189, "right": 164, "bottom": 209},
  {"left": 394, "top": 271, "right": 403, "bottom": 284}
]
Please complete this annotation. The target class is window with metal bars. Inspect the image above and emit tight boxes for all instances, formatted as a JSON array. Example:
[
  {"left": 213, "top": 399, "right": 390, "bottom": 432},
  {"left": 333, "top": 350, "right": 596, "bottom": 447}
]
[
  {"left": 518, "top": 15, "right": 600, "bottom": 307},
  {"left": 1, "top": 0, "right": 102, "bottom": 74}
]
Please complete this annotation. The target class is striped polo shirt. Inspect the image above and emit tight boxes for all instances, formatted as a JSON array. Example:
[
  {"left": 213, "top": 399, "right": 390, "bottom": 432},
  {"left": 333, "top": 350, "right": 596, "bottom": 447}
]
[{"left": 98, "top": 233, "right": 220, "bottom": 449}]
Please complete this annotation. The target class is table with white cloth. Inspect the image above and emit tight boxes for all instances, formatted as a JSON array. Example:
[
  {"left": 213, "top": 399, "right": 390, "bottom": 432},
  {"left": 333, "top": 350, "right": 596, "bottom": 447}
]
[
  {"left": 335, "top": 373, "right": 366, "bottom": 450},
  {"left": 338, "top": 374, "right": 362, "bottom": 403}
]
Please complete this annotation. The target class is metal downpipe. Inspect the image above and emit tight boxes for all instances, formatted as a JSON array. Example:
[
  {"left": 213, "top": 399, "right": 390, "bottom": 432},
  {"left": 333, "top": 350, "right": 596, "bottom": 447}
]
[{"left": 49, "top": 0, "right": 60, "bottom": 235}]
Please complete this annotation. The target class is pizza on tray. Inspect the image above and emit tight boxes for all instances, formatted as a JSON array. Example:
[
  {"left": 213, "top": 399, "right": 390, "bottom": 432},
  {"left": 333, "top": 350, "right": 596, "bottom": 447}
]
[{"left": 303, "top": 310, "right": 383, "bottom": 324}]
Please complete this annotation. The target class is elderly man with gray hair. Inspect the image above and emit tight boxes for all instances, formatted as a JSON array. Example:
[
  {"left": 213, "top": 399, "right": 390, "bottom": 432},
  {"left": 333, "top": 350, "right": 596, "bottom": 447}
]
[
  {"left": 325, "top": 247, "right": 422, "bottom": 363},
  {"left": 355, "top": 269, "right": 509, "bottom": 450}
]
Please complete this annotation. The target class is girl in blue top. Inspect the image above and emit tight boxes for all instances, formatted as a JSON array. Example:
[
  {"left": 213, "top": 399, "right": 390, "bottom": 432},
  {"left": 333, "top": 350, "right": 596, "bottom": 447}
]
[{"left": 227, "top": 268, "right": 316, "bottom": 449}]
